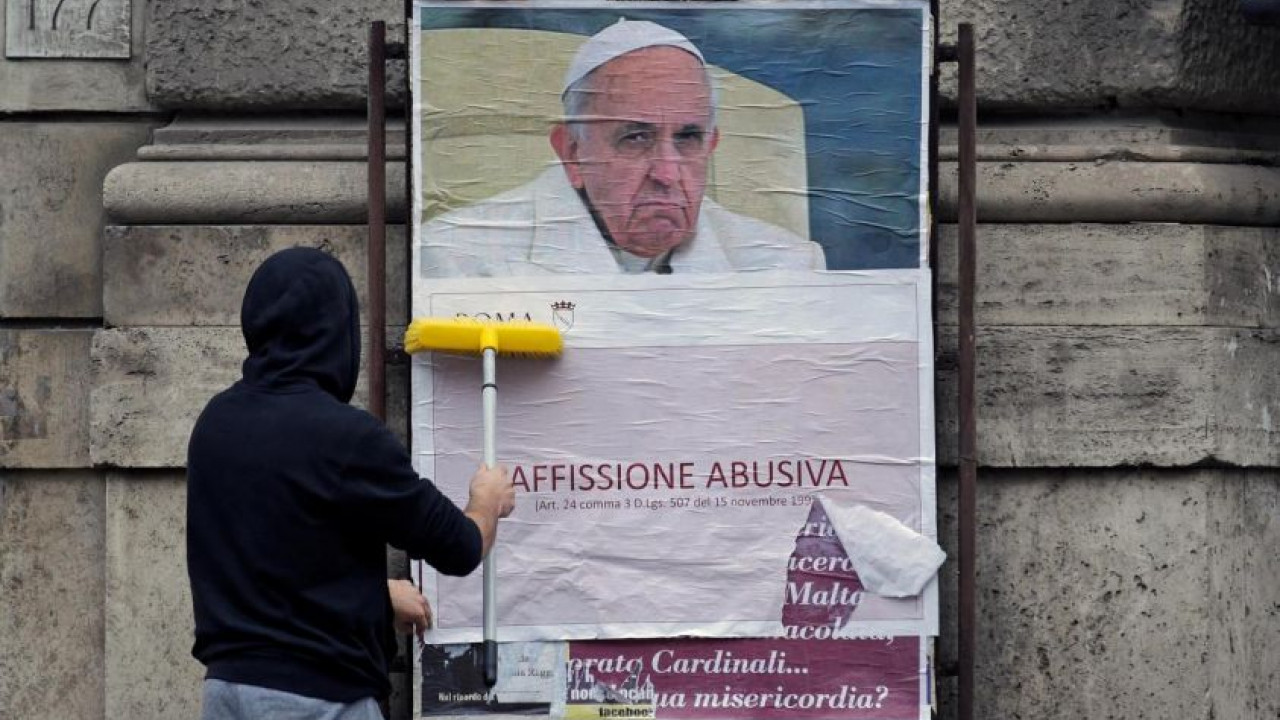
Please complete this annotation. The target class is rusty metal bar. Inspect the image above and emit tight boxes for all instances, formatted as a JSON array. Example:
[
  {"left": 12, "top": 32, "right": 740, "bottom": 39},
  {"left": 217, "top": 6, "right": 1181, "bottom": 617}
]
[
  {"left": 368, "top": 20, "right": 387, "bottom": 423},
  {"left": 956, "top": 22, "right": 978, "bottom": 720}
]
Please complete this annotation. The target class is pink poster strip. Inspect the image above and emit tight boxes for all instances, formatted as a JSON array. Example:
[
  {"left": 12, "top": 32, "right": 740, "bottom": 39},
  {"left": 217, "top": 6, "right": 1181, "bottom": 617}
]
[{"left": 565, "top": 636, "right": 921, "bottom": 720}]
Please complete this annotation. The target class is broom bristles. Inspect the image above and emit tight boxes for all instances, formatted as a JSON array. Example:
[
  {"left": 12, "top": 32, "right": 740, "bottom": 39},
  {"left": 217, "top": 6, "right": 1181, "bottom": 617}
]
[{"left": 404, "top": 317, "right": 563, "bottom": 357}]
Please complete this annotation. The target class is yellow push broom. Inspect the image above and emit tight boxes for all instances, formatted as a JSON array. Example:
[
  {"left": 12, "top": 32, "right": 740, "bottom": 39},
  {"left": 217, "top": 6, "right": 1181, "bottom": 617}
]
[{"left": 404, "top": 317, "right": 563, "bottom": 687}]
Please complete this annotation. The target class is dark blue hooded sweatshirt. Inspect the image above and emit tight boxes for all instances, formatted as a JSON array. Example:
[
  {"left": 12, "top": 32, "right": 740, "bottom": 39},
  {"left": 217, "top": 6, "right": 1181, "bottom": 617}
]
[{"left": 186, "top": 247, "right": 481, "bottom": 702}]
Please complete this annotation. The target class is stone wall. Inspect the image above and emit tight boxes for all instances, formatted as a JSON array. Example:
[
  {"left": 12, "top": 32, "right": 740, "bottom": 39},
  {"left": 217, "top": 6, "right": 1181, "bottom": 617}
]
[
  {"left": 2, "top": 2, "right": 1278, "bottom": 720},
  {"left": 1, "top": 2, "right": 161, "bottom": 718}
]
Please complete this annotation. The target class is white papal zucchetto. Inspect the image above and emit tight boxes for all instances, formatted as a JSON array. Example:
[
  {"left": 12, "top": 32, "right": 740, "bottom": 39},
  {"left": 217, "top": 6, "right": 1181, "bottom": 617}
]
[{"left": 561, "top": 18, "right": 706, "bottom": 97}]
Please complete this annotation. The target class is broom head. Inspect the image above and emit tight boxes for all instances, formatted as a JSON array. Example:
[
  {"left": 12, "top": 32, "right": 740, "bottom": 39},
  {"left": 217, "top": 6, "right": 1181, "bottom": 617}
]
[{"left": 404, "top": 317, "right": 563, "bottom": 357}]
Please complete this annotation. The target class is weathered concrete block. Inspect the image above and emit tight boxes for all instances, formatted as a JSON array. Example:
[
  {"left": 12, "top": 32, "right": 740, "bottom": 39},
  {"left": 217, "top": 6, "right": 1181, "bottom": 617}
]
[
  {"left": 0, "top": 330, "right": 93, "bottom": 468},
  {"left": 90, "top": 328, "right": 408, "bottom": 468},
  {"left": 104, "top": 472, "right": 202, "bottom": 719},
  {"left": 1213, "top": 329, "right": 1280, "bottom": 467},
  {"left": 138, "top": 115, "right": 407, "bottom": 162},
  {"left": 1206, "top": 471, "right": 1280, "bottom": 720},
  {"left": 939, "top": 0, "right": 1280, "bottom": 114},
  {"left": 935, "top": 224, "right": 1280, "bottom": 328},
  {"left": 936, "top": 160, "right": 1280, "bottom": 225},
  {"left": 0, "top": 3, "right": 151, "bottom": 111},
  {"left": 103, "top": 225, "right": 408, "bottom": 327},
  {"left": 146, "top": 0, "right": 405, "bottom": 110},
  {"left": 103, "top": 160, "right": 408, "bottom": 225},
  {"left": 937, "top": 116, "right": 1280, "bottom": 165},
  {"left": 90, "top": 329, "right": 240, "bottom": 469},
  {"left": 0, "top": 471, "right": 105, "bottom": 720},
  {"left": 934, "top": 327, "right": 1280, "bottom": 467},
  {"left": 933, "top": 469, "right": 1280, "bottom": 720},
  {"left": 142, "top": 1, "right": 1280, "bottom": 114},
  {"left": 0, "top": 122, "right": 154, "bottom": 317},
  {"left": 1204, "top": 228, "right": 1280, "bottom": 330}
]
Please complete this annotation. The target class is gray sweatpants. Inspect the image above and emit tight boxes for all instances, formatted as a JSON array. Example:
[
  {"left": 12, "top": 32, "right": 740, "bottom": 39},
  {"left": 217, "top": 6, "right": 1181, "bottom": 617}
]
[{"left": 201, "top": 679, "right": 384, "bottom": 720}]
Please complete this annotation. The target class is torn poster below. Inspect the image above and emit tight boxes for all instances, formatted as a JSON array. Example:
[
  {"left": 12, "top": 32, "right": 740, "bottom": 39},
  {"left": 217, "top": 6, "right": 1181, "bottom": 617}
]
[{"left": 417, "top": 499, "right": 935, "bottom": 719}]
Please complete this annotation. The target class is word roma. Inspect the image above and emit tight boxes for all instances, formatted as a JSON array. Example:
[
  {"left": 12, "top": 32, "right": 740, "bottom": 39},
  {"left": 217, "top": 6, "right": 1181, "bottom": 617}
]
[{"left": 512, "top": 460, "right": 850, "bottom": 493}]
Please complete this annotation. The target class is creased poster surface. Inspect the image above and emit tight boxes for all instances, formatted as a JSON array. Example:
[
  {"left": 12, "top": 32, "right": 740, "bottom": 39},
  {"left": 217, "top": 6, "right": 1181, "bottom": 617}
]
[
  {"left": 412, "top": 274, "right": 936, "bottom": 643},
  {"left": 413, "top": 0, "right": 929, "bottom": 273},
  {"left": 409, "top": 1, "right": 933, "bottom": 717}
]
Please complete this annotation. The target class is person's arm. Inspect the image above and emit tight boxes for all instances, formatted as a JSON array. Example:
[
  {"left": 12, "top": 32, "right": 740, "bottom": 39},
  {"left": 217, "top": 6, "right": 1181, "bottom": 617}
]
[
  {"left": 463, "top": 463, "right": 516, "bottom": 557},
  {"left": 339, "top": 420, "right": 516, "bottom": 576}
]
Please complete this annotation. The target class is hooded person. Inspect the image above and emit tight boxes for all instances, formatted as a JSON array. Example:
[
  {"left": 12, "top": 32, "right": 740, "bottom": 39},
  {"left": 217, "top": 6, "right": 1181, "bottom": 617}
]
[
  {"left": 186, "top": 247, "right": 514, "bottom": 719},
  {"left": 419, "top": 19, "right": 826, "bottom": 277}
]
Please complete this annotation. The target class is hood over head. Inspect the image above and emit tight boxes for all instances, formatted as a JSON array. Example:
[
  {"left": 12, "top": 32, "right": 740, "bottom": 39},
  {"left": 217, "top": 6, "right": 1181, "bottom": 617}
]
[{"left": 240, "top": 247, "right": 361, "bottom": 402}]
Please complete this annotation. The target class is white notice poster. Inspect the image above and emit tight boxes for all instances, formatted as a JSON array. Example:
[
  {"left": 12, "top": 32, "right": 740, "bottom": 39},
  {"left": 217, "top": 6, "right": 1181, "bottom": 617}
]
[{"left": 411, "top": 272, "right": 937, "bottom": 643}]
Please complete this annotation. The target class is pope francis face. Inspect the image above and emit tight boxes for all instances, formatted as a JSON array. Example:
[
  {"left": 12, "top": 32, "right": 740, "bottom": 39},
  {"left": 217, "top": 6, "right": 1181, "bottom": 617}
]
[{"left": 551, "top": 46, "right": 720, "bottom": 259}]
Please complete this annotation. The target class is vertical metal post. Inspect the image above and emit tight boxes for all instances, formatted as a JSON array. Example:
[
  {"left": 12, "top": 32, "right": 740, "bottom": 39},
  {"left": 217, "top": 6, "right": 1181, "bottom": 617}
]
[
  {"left": 368, "top": 21, "right": 388, "bottom": 423},
  {"left": 956, "top": 22, "right": 978, "bottom": 720}
]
